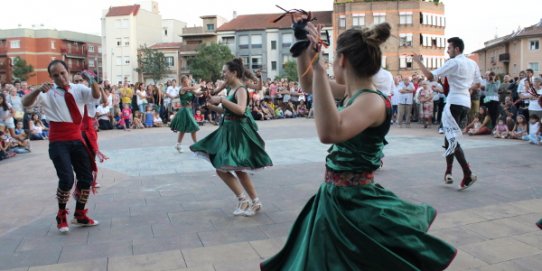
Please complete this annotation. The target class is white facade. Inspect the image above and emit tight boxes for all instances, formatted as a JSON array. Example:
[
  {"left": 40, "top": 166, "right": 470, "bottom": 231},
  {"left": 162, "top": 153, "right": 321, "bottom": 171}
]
[
  {"left": 265, "top": 29, "right": 279, "bottom": 80},
  {"left": 161, "top": 19, "right": 186, "bottom": 43},
  {"left": 102, "top": 4, "right": 162, "bottom": 84}
]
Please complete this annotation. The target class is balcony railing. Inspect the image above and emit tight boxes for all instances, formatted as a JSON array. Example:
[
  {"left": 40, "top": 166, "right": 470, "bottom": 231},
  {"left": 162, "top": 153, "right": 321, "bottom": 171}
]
[{"left": 499, "top": 53, "right": 510, "bottom": 63}]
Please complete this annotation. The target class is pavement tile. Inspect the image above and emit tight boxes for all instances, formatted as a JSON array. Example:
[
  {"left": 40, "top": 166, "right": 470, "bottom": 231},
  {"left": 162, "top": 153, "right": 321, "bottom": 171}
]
[
  {"left": 463, "top": 217, "right": 535, "bottom": 239},
  {"left": 445, "top": 249, "right": 489, "bottom": 271},
  {"left": 258, "top": 222, "right": 294, "bottom": 239},
  {"left": 197, "top": 226, "right": 269, "bottom": 247},
  {"left": 513, "top": 231, "right": 542, "bottom": 250},
  {"left": 182, "top": 242, "right": 260, "bottom": 268},
  {"left": 16, "top": 233, "right": 88, "bottom": 252},
  {"left": 58, "top": 241, "right": 133, "bottom": 263},
  {"left": 151, "top": 221, "right": 216, "bottom": 237},
  {"left": 28, "top": 258, "right": 107, "bottom": 271},
  {"left": 0, "top": 246, "right": 62, "bottom": 270},
  {"left": 111, "top": 213, "right": 172, "bottom": 228},
  {"left": 249, "top": 237, "right": 287, "bottom": 258},
  {"left": 88, "top": 224, "right": 153, "bottom": 244},
  {"left": 264, "top": 209, "right": 303, "bottom": 224},
  {"left": 0, "top": 237, "right": 23, "bottom": 254},
  {"left": 469, "top": 203, "right": 533, "bottom": 220},
  {"left": 129, "top": 202, "right": 184, "bottom": 216},
  {"left": 510, "top": 199, "right": 542, "bottom": 213},
  {"left": 132, "top": 234, "right": 203, "bottom": 255},
  {"left": 429, "top": 226, "right": 489, "bottom": 247},
  {"left": 210, "top": 213, "right": 274, "bottom": 230},
  {"left": 213, "top": 258, "right": 262, "bottom": 271},
  {"left": 459, "top": 237, "right": 541, "bottom": 264},
  {"left": 108, "top": 250, "right": 186, "bottom": 271},
  {"left": 430, "top": 210, "right": 487, "bottom": 231}
]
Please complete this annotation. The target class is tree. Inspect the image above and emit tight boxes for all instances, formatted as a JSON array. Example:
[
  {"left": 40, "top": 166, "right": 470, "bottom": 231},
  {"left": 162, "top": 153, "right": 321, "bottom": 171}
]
[
  {"left": 188, "top": 43, "right": 233, "bottom": 82},
  {"left": 280, "top": 60, "right": 298, "bottom": 82},
  {"left": 136, "top": 45, "right": 170, "bottom": 83},
  {"left": 12, "top": 57, "right": 34, "bottom": 81}
]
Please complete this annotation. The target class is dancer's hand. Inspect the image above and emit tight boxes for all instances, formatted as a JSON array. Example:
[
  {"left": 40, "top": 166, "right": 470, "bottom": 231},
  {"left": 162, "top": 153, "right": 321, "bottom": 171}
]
[
  {"left": 39, "top": 83, "right": 53, "bottom": 93},
  {"left": 305, "top": 22, "right": 324, "bottom": 69},
  {"left": 208, "top": 96, "right": 222, "bottom": 105}
]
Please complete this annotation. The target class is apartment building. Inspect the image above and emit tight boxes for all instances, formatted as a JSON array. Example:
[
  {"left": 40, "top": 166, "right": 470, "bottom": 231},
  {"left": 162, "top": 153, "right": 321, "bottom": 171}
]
[
  {"left": 0, "top": 28, "right": 101, "bottom": 85},
  {"left": 473, "top": 19, "right": 542, "bottom": 77},
  {"left": 216, "top": 11, "right": 333, "bottom": 80},
  {"left": 334, "top": 0, "right": 447, "bottom": 76}
]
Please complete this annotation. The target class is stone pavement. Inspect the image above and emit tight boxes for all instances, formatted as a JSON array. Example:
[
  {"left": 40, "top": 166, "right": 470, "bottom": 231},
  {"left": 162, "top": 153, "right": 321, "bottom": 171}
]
[{"left": 0, "top": 118, "right": 540, "bottom": 271}]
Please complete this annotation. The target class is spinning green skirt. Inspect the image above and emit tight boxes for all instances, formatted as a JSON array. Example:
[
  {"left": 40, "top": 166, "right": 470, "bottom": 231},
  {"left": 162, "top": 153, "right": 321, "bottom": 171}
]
[
  {"left": 190, "top": 117, "right": 272, "bottom": 171},
  {"left": 261, "top": 175, "right": 457, "bottom": 271},
  {"left": 170, "top": 107, "right": 199, "bottom": 133}
]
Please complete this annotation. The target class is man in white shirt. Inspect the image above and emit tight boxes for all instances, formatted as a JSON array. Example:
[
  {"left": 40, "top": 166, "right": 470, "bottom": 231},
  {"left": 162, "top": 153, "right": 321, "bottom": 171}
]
[
  {"left": 22, "top": 60, "right": 101, "bottom": 233},
  {"left": 413, "top": 37, "right": 481, "bottom": 191},
  {"left": 397, "top": 76, "right": 414, "bottom": 128},
  {"left": 164, "top": 80, "right": 180, "bottom": 123}
]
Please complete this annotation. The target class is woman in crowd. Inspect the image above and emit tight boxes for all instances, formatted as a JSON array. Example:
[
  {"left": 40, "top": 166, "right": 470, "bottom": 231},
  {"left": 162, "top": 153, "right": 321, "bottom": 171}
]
[
  {"left": 28, "top": 113, "right": 49, "bottom": 140},
  {"left": 261, "top": 22, "right": 456, "bottom": 270},
  {"left": 170, "top": 75, "right": 201, "bottom": 153},
  {"left": 464, "top": 106, "right": 492, "bottom": 135},
  {"left": 190, "top": 58, "right": 273, "bottom": 217},
  {"left": 418, "top": 80, "right": 434, "bottom": 128}
]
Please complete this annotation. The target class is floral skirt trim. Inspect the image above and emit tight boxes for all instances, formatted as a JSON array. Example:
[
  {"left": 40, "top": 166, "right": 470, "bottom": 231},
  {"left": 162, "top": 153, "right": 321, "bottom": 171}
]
[{"left": 325, "top": 169, "right": 374, "bottom": 186}]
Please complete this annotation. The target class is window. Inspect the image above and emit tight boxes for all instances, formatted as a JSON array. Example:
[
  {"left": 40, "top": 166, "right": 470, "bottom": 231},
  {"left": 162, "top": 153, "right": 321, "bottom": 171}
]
[
  {"left": 123, "top": 37, "right": 130, "bottom": 46},
  {"left": 206, "top": 24, "right": 215, "bottom": 31},
  {"left": 116, "top": 56, "right": 123, "bottom": 65},
  {"left": 98, "top": 46, "right": 102, "bottom": 53},
  {"left": 352, "top": 14, "right": 365, "bottom": 27},
  {"left": 271, "top": 40, "right": 277, "bottom": 50},
  {"left": 240, "top": 56, "right": 249, "bottom": 69},
  {"left": 116, "top": 38, "right": 122, "bottom": 47},
  {"left": 50, "top": 41, "right": 55, "bottom": 49},
  {"left": 251, "top": 35, "right": 262, "bottom": 49},
  {"left": 165, "top": 56, "right": 174, "bottom": 67},
  {"left": 399, "top": 34, "right": 413, "bottom": 47},
  {"left": 88, "top": 45, "right": 95, "bottom": 53},
  {"left": 251, "top": 55, "right": 262, "bottom": 70},
  {"left": 529, "top": 62, "right": 539, "bottom": 72},
  {"left": 530, "top": 40, "right": 539, "bottom": 51},
  {"left": 399, "top": 56, "right": 413, "bottom": 69},
  {"left": 282, "top": 33, "right": 293, "bottom": 47},
  {"left": 123, "top": 56, "right": 130, "bottom": 65},
  {"left": 89, "top": 59, "right": 95, "bottom": 68},
  {"left": 399, "top": 12, "right": 412, "bottom": 25},
  {"left": 10, "top": 40, "right": 20, "bottom": 49},
  {"left": 373, "top": 13, "right": 386, "bottom": 24},
  {"left": 222, "top": 36, "right": 235, "bottom": 45},
  {"left": 271, "top": 61, "right": 277, "bottom": 71},
  {"left": 239, "top": 36, "right": 249, "bottom": 49},
  {"left": 282, "top": 55, "right": 292, "bottom": 67},
  {"left": 121, "top": 19, "right": 129, "bottom": 28},
  {"left": 339, "top": 15, "right": 346, "bottom": 28}
]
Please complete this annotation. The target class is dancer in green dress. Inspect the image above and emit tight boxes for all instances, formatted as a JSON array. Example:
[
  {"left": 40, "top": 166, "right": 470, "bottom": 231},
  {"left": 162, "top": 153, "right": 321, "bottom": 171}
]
[
  {"left": 261, "top": 22, "right": 456, "bottom": 271},
  {"left": 190, "top": 58, "right": 273, "bottom": 217},
  {"left": 170, "top": 75, "right": 202, "bottom": 153}
]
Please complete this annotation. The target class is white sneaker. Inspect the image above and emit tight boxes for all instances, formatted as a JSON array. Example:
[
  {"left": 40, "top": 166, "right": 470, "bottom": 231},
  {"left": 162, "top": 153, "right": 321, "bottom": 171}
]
[
  {"left": 244, "top": 198, "right": 262, "bottom": 217},
  {"left": 438, "top": 128, "right": 444, "bottom": 134},
  {"left": 233, "top": 198, "right": 250, "bottom": 216},
  {"left": 175, "top": 144, "right": 183, "bottom": 153}
]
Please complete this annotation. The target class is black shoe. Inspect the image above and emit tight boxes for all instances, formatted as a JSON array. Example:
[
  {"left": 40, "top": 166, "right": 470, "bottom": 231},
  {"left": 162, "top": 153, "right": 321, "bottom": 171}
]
[{"left": 458, "top": 174, "right": 477, "bottom": 191}]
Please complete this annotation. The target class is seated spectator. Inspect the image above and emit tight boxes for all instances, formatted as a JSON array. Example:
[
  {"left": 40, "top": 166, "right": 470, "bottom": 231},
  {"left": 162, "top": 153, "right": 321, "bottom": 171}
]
[
  {"left": 0, "top": 130, "right": 13, "bottom": 160},
  {"left": 275, "top": 106, "right": 284, "bottom": 119},
  {"left": 153, "top": 111, "right": 163, "bottom": 127},
  {"left": 194, "top": 109, "right": 205, "bottom": 125},
  {"left": 464, "top": 106, "right": 492, "bottom": 135},
  {"left": 509, "top": 114, "right": 528, "bottom": 139},
  {"left": 132, "top": 111, "right": 145, "bottom": 129},
  {"left": 96, "top": 102, "right": 113, "bottom": 130},
  {"left": 28, "top": 113, "right": 48, "bottom": 140},
  {"left": 493, "top": 119, "right": 510, "bottom": 139},
  {"left": 261, "top": 100, "right": 275, "bottom": 120},
  {"left": 522, "top": 114, "right": 541, "bottom": 144},
  {"left": 251, "top": 101, "right": 265, "bottom": 121},
  {"left": 296, "top": 100, "right": 308, "bottom": 118},
  {"left": 284, "top": 101, "right": 297, "bottom": 118},
  {"left": 118, "top": 103, "right": 132, "bottom": 130},
  {"left": 143, "top": 105, "right": 154, "bottom": 128}
]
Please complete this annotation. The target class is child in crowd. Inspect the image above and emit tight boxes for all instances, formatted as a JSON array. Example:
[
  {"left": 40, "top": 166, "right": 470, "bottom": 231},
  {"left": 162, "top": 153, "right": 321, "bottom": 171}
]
[
  {"left": 194, "top": 109, "right": 205, "bottom": 126},
  {"left": 118, "top": 103, "right": 132, "bottom": 131},
  {"left": 523, "top": 115, "right": 541, "bottom": 144},
  {"left": 132, "top": 111, "right": 145, "bottom": 129},
  {"left": 144, "top": 105, "right": 154, "bottom": 128},
  {"left": 510, "top": 114, "right": 528, "bottom": 139},
  {"left": 296, "top": 100, "right": 308, "bottom": 118},
  {"left": 152, "top": 111, "right": 163, "bottom": 127},
  {"left": 275, "top": 106, "right": 284, "bottom": 119},
  {"left": 493, "top": 119, "right": 509, "bottom": 139},
  {"left": 467, "top": 114, "right": 481, "bottom": 135},
  {"left": 0, "top": 130, "right": 11, "bottom": 160}
]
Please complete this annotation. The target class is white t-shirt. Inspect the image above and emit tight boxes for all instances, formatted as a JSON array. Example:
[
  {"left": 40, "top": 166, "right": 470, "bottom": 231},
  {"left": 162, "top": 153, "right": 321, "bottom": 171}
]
[
  {"left": 96, "top": 105, "right": 111, "bottom": 120},
  {"left": 372, "top": 68, "right": 394, "bottom": 97},
  {"left": 527, "top": 88, "right": 542, "bottom": 111},
  {"left": 398, "top": 82, "right": 414, "bottom": 105},
  {"left": 431, "top": 54, "right": 482, "bottom": 108},
  {"left": 136, "top": 89, "right": 147, "bottom": 105},
  {"left": 164, "top": 86, "right": 179, "bottom": 104},
  {"left": 35, "top": 83, "right": 100, "bottom": 122},
  {"left": 391, "top": 83, "right": 401, "bottom": 105}
]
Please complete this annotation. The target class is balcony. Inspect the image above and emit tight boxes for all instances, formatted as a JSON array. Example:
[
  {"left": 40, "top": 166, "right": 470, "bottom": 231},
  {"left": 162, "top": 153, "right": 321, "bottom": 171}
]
[
  {"left": 499, "top": 53, "right": 510, "bottom": 63},
  {"left": 60, "top": 44, "right": 87, "bottom": 59}
]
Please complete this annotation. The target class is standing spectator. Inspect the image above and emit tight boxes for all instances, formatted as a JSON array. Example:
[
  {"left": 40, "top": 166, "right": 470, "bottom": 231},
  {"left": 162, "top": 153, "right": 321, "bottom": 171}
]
[
  {"left": 0, "top": 93, "right": 16, "bottom": 139},
  {"left": 397, "top": 76, "right": 414, "bottom": 128},
  {"left": 520, "top": 76, "right": 542, "bottom": 119},
  {"left": 414, "top": 37, "right": 481, "bottom": 190},
  {"left": 135, "top": 82, "right": 148, "bottom": 113},
  {"left": 391, "top": 76, "right": 401, "bottom": 124},
  {"left": 120, "top": 82, "right": 133, "bottom": 108},
  {"left": 418, "top": 80, "right": 434, "bottom": 128},
  {"left": 498, "top": 75, "right": 512, "bottom": 103},
  {"left": 483, "top": 71, "right": 500, "bottom": 128}
]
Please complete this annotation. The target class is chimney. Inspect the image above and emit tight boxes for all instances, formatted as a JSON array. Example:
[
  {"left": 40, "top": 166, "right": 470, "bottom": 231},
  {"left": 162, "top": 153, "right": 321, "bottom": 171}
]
[{"left": 233, "top": 11, "right": 237, "bottom": 19}]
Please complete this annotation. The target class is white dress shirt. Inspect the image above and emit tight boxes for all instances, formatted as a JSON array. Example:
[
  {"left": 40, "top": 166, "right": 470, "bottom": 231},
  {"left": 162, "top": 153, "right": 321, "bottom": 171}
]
[
  {"left": 35, "top": 83, "right": 99, "bottom": 122},
  {"left": 372, "top": 68, "right": 394, "bottom": 97}
]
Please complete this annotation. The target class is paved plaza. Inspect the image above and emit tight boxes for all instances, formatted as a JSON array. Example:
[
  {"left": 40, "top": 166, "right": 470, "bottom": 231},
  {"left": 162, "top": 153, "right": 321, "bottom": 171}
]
[{"left": 0, "top": 118, "right": 541, "bottom": 271}]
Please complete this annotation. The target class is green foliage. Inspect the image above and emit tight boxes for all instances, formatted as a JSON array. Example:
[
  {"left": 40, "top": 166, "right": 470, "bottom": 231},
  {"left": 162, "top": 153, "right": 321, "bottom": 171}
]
[
  {"left": 280, "top": 60, "right": 298, "bottom": 82},
  {"left": 188, "top": 43, "right": 234, "bottom": 82},
  {"left": 12, "top": 57, "right": 34, "bottom": 81},
  {"left": 136, "top": 45, "right": 170, "bottom": 83}
]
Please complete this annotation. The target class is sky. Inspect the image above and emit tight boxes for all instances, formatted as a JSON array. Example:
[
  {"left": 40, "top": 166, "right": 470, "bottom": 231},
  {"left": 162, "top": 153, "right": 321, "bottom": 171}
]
[{"left": 2, "top": 0, "right": 540, "bottom": 53}]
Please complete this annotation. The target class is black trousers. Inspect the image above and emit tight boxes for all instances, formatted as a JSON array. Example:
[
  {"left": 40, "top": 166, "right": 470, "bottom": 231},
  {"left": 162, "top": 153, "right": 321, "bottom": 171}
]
[
  {"left": 98, "top": 119, "right": 113, "bottom": 130},
  {"left": 48, "top": 140, "right": 92, "bottom": 191}
]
